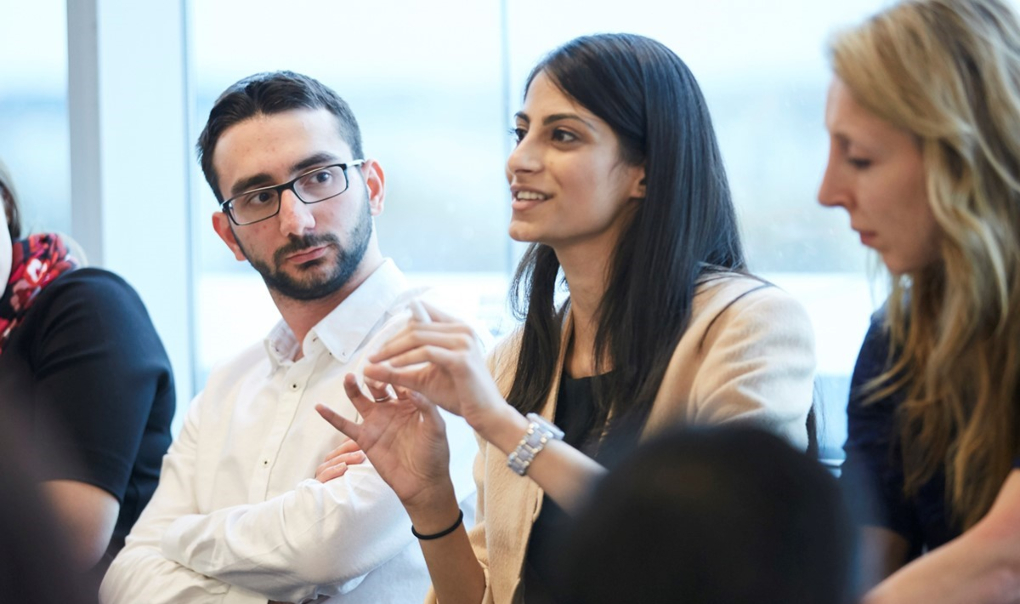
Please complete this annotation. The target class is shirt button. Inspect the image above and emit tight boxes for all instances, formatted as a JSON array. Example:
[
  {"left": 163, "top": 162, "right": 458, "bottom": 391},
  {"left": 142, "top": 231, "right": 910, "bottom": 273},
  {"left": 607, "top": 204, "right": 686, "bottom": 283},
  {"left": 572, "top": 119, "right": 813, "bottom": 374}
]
[
  {"left": 263, "top": 460, "right": 269, "bottom": 466},
  {"left": 291, "top": 383, "right": 298, "bottom": 390}
]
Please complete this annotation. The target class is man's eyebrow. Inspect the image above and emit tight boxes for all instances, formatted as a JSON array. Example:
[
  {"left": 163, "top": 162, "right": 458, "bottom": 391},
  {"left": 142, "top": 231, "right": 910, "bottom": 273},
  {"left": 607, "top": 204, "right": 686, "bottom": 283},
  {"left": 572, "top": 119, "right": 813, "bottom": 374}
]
[
  {"left": 229, "top": 152, "right": 342, "bottom": 198},
  {"left": 292, "top": 152, "right": 341, "bottom": 174},
  {"left": 230, "top": 173, "right": 275, "bottom": 198}
]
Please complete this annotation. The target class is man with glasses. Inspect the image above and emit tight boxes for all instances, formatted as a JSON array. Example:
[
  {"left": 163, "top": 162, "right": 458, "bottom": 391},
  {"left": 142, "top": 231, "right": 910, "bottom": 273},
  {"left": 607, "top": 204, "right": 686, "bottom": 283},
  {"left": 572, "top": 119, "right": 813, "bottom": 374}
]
[{"left": 101, "top": 71, "right": 478, "bottom": 604}]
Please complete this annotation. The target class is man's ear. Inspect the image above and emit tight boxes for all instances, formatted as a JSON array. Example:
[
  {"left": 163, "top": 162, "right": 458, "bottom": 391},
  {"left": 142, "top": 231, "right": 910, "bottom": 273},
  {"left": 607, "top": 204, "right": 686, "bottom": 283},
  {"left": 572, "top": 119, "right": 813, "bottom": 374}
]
[
  {"left": 361, "top": 159, "right": 385, "bottom": 216},
  {"left": 212, "top": 211, "right": 246, "bottom": 261}
]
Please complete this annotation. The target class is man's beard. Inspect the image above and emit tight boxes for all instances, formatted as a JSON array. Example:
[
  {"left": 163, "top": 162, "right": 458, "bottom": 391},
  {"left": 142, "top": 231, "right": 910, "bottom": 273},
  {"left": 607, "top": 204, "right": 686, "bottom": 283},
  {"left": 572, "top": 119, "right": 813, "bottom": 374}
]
[{"left": 237, "top": 202, "right": 372, "bottom": 301}]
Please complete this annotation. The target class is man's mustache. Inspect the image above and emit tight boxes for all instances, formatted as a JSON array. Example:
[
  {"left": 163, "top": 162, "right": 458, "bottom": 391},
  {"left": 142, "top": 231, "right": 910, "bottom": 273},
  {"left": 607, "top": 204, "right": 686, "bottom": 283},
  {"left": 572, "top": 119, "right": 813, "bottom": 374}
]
[{"left": 273, "top": 233, "right": 340, "bottom": 265}]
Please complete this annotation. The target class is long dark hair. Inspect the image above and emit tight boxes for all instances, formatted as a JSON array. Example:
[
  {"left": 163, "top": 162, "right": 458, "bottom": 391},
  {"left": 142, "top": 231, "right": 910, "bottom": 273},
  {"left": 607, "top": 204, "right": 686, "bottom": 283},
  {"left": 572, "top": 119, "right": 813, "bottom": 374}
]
[{"left": 507, "top": 34, "right": 745, "bottom": 438}]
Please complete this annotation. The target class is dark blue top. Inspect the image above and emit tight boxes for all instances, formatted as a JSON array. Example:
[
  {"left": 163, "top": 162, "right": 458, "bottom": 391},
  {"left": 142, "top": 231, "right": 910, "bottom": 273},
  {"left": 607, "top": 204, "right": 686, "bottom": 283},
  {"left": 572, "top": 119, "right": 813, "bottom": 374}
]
[
  {"left": 0, "top": 268, "right": 175, "bottom": 565},
  {"left": 839, "top": 312, "right": 958, "bottom": 559}
]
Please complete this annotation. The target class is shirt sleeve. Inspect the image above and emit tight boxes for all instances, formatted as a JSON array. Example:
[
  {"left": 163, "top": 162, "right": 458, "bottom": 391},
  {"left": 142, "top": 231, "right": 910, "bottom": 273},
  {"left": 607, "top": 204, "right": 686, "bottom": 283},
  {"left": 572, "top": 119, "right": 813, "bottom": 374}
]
[
  {"left": 29, "top": 269, "right": 174, "bottom": 502},
  {"left": 839, "top": 312, "right": 924, "bottom": 550},
  {"left": 156, "top": 409, "right": 478, "bottom": 603},
  {"left": 100, "top": 395, "right": 261, "bottom": 604},
  {"left": 688, "top": 285, "right": 817, "bottom": 449}
]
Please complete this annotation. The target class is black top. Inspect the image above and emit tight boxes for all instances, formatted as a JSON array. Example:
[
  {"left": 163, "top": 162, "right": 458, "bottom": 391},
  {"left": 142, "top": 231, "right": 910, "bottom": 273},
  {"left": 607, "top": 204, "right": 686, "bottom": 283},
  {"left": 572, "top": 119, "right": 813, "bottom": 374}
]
[
  {"left": 0, "top": 268, "right": 175, "bottom": 562},
  {"left": 523, "top": 373, "right": 641, "bottom": 603},
  {"left": 839, "top": 311, "right": 957, "bottom": 559}
]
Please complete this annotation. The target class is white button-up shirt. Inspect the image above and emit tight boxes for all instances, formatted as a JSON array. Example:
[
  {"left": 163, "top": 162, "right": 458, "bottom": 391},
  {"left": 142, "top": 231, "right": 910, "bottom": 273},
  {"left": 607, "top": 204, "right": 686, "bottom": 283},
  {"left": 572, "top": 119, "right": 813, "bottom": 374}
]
[{"left": 101, "top": 260, "right": 478, "bottom": 604}]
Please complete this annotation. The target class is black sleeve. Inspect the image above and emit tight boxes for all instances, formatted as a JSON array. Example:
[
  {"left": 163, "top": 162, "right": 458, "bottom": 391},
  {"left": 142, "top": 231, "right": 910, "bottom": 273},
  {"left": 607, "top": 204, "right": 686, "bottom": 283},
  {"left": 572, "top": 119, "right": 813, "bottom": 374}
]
[
  {"left": 28, "top": 269, "right": 174, "bottom": 504},
  {"left": 839, "top": 311, "right": 923, "bottom": 555}
]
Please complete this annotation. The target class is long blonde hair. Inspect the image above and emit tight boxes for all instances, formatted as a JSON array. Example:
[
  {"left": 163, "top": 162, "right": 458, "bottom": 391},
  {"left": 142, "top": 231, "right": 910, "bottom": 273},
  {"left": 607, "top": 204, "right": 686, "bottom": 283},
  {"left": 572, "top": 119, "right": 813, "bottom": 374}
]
[{"left": 831, "top": 0, "right": 1020, "bottom": 529}]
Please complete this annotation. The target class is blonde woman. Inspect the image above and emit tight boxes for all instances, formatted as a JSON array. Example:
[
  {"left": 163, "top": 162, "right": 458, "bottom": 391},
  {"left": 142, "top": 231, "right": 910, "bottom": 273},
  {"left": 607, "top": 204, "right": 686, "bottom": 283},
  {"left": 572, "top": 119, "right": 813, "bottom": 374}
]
[{"left": 819, "top": 1, "right": 1020, "bottom": 602}]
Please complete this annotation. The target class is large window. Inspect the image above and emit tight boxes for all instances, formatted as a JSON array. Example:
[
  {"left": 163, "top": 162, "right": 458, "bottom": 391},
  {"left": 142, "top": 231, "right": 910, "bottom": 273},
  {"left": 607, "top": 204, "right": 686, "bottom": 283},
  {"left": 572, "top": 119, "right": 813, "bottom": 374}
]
[
  {"left": 190, "top": 0, "right": 511, "bottom": 379},
  {"left": 0, "top": 1, "right": 69, "bottom": 235},
  {"left": 189, "top": 0, "right": 894, "bottom": 458},
  {"left": 499, "top": 0, "right": 893, "bottom": 459}
]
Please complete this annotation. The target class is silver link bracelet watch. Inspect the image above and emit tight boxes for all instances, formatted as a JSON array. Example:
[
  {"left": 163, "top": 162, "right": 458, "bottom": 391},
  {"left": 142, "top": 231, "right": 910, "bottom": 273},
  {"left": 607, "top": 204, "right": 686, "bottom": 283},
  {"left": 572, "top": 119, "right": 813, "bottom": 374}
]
[{"left": 507, "top": 413, "right": 565, "bottom": 476}]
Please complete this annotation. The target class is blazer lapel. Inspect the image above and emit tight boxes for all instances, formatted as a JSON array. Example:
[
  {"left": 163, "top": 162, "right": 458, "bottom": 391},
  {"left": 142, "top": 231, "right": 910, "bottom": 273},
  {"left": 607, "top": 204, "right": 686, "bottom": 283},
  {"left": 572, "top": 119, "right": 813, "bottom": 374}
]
[{"left": 491, "top": 309, "right": 573, "bottom": 602}]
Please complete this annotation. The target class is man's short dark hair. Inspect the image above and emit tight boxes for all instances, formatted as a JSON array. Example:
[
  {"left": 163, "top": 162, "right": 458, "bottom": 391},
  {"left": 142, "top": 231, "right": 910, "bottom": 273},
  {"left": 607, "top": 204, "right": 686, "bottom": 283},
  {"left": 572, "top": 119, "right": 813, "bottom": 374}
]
[{"left": 196, "top": 71, "right": 364, "bottom": 202}]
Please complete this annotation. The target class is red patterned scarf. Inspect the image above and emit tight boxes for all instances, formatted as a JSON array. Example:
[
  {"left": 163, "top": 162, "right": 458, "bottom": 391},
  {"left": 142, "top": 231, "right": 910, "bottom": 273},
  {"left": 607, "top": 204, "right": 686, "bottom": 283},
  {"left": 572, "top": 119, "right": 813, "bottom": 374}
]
[{"left": 0, "top": 233, "right": 80, "bottom": 354}]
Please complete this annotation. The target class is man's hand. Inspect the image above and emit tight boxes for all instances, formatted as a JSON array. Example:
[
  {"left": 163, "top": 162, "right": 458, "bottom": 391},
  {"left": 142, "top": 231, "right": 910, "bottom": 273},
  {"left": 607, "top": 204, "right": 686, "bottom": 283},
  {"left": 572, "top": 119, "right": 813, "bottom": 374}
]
[{"left": 314, "top": 438, "right": 366, "bottom": 483}]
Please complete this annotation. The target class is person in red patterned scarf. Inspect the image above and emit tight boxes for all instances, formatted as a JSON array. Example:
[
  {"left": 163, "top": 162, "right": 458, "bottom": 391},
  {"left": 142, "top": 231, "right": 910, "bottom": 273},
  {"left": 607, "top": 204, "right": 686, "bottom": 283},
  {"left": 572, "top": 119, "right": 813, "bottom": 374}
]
[{"left": 0, "top": 158, "right": 176, "bottom": 591}]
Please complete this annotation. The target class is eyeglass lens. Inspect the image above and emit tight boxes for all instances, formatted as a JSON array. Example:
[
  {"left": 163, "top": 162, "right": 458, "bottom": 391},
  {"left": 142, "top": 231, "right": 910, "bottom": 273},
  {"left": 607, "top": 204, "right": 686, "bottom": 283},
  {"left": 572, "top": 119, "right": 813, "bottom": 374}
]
[{"left": 230, "top": 165, "right": 349, "bottom": 225}]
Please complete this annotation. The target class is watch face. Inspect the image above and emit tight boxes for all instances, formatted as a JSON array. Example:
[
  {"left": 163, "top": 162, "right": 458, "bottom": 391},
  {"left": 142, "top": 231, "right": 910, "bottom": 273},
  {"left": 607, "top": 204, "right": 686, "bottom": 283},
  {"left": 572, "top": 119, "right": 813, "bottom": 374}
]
[{"left": 527, "top": 413, "right": 565, "bottom": 440}]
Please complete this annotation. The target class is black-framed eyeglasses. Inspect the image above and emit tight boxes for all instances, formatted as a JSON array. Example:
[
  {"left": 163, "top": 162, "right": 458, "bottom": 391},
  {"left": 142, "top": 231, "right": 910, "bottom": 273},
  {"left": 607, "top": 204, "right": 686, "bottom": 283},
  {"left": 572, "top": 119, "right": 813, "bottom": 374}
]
[{"left": 220, "top": 160, "right": 366, "bottom": 226}]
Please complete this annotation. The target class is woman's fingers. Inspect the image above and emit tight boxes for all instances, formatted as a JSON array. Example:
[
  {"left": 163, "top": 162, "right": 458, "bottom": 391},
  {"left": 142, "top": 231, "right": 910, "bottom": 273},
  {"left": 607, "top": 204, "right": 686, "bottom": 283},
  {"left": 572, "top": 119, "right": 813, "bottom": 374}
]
[
  {"left": 362, "top": 359, "right": 424, "bottom": 391},
  {"left": 408, "top": 389, "right": 445, "bottom": 425},
  {"left": 368, "top": 323, "right": 476, "bottom": 364},
  {"left": 379, "top": 345, "right": 442, "bottom": 371},
  {"left": 315, "top": 403, "right": 361, "bottom": 442},
  {"left": 364, "top": 377, "right": 394, "bottom": 402},
  {"left": 342, "top": 374, "right": 377, "bottom": 415},
  {"left": 373, "top": 344, "right": 464, "bottom": 374},
  {"left": 419, "top": 300, "right": 459, "bottom": 323},
  {"left": 402, "top": 333, "right": 477, "bottom": 366},
  {"left": 363, "top": 347, "right": 463, "bottom": 401}
]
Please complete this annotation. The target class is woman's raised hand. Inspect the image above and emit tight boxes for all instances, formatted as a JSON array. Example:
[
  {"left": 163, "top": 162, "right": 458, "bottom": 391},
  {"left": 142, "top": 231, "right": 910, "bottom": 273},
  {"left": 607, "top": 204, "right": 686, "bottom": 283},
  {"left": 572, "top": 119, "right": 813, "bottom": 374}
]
[
  {"left": 315, "top": 374, "right": 455, "bottom": 509},
  {"left": 362, "top": 302, "right": 510, "bottom": 436}
]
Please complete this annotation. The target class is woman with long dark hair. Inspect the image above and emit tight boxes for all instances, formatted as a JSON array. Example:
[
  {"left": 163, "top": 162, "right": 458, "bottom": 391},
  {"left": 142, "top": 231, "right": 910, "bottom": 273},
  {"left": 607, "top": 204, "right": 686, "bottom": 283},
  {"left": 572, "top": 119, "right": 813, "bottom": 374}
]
[{"left": 318, "top": 33, "right": 815, "bottom": 604}]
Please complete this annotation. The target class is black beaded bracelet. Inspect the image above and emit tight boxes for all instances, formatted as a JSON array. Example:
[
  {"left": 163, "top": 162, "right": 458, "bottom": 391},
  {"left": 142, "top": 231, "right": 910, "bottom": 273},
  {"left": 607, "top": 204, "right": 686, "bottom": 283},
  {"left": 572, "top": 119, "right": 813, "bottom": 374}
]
[{"left": 412, "top": 509, "right": 464, "bottom": 541}]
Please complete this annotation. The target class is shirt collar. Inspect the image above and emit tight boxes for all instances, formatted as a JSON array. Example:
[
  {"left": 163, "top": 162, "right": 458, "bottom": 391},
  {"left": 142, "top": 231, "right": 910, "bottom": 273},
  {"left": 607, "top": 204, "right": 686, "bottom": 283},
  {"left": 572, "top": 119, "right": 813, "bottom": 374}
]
[
  {"left": 263, "top": 259, "right": 411, "bottom": 370},
  {"left": 264, "top": 321, "right": 300, "bottom": 369}
]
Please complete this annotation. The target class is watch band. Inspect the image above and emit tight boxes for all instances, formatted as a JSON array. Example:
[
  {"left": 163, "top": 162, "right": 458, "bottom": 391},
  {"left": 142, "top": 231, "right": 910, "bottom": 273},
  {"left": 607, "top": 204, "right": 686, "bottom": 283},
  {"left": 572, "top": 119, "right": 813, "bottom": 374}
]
[{"left": 507, "top": 413, "right": 565, "bottom": 476}]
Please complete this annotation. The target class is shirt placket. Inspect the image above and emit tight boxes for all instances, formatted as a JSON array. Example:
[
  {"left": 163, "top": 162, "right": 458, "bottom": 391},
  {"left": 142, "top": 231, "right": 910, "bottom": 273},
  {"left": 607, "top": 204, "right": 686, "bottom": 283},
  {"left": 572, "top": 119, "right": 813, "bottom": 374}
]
[{"left": 247, "top": 340, "right": 323, "bottom": 503}]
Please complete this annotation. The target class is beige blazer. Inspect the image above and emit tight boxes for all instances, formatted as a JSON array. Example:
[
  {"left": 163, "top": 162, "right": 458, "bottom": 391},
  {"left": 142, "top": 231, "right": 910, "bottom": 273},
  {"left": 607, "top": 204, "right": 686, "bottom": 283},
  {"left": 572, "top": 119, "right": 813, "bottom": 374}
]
[{"left": 428, "top": 274, "right": 816, "bottom": 604}]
